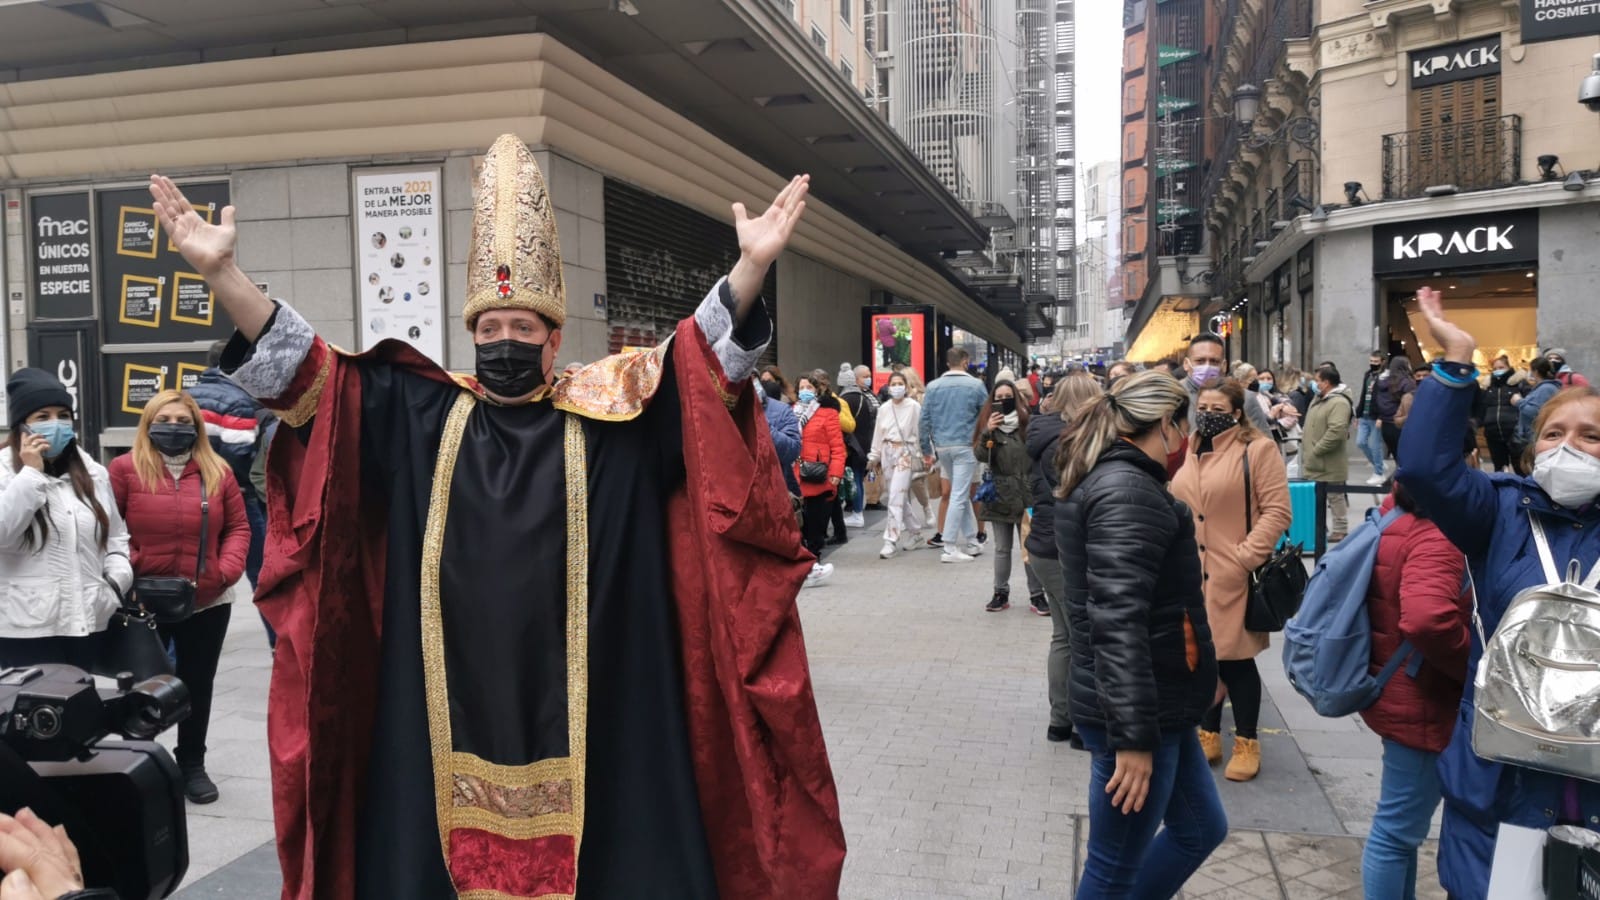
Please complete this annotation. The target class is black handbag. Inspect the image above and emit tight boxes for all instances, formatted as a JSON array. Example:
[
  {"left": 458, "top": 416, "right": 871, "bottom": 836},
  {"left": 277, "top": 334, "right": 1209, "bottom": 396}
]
[
  {"left": 93, "top": 580, "right": 174, "bottom": 681},
  {"left": 134, "top": 473, "right": 208, "bottom": 624},
  {"left": 1242, "top": 447, "right": 1308, "bottom": 633},
  {"left": 798, "top": 459, "right": 830, "bottom": 484}
]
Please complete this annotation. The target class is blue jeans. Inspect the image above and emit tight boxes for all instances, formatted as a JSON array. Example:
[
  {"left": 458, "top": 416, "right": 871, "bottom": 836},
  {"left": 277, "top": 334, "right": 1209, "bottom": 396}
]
[
  {"left": 1358, "top": 418, "right": 1385, "bottom": 476},
  {"left": 850, "top": 465, "right": 866, "bottom": 514},
  {"left": 1361, "top": 739, "right": 1442, "bottom": 900},
  {"left": 1076, "top": 725, "right": 1229, "bottom": 899},
  {"left": 935, "top": 445, "right": 978, "bottom": 547}
]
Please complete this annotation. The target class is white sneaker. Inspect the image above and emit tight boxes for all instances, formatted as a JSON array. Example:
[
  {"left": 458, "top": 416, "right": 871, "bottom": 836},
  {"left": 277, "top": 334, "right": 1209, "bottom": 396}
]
[
  {"left": 803, "top": 562, "right": 834, "bottom": 588},
  {"left": 941, "top": 548, "right": 975, "bottom": 563},
  {"left": 879, "top": 541, "right": 897, "bottom": 559},
  {"left": 964, "top": 542, "right": 984, "bottom": 556},
  {"left": 844, "top": 512, "right": 866, "bottom": 528},
  {"left": 1365, "top": 473, "right": 1387, "bottom": 486}
]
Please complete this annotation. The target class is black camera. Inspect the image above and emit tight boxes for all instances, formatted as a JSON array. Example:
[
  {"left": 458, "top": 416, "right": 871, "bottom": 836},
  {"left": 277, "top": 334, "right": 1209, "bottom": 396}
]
[{"left": 0, "top": 664, "right": 191, "bottom": 900}]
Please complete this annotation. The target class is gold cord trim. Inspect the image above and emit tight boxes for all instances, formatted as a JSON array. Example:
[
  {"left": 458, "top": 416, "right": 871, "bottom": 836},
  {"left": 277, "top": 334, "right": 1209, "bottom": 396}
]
[
  {"left": 277, "top": 350, "right": 331, "bottom": 428},
  {"left": 563, "top": 413, "right": 590, "bottom": 875},
  {"left": 421, "top": 391, "right": 478, "bottom": 866},
  {"left": 495, "top": 144, "right": 517, "bottom": 274},
  {"left": 451, "top": 807, "right": 578, "bottom": 840}
]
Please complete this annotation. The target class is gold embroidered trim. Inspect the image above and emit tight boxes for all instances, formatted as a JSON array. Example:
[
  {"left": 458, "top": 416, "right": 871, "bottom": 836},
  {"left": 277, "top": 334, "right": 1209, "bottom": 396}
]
[
  {"left": 421, "top": 391, "right": 478, "bottom": 863},
  {"left": 451, "top": 807, "right": 578, "bottom": 840},
  {"left": 708, "top": 365, "right": 737, "bottom": 410},
  {"left": 457, "top": 883, "right": 576, "bottom": 890},
  {"left": 563, "top": 413, "right": 590, "bottom": 875},
  {"left": 277, "top": 350, "right": 331, "bottom": 428},
  {"left": 450, "top": 752, "right": 569, "bottom": 785},
  {"left": 550, "top": 340, "right": 671, "bottom": 422},
  {"left": 495, "top": 139, "right": 517, "bottom": 274},
  {"left": 419, "top": 395, "right": 592, "bottom": 891}
]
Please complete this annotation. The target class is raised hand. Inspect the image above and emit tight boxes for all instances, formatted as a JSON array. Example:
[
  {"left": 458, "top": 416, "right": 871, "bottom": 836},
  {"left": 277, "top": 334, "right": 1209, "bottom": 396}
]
[
  {"left": 150, "top": 175, "right": 237, "bottom": 278},
  {"left": 1415, "top": 286, "right": 1476, "bottom": 364},
  {"left": 17, "top": 432, "right": 46, "bottom": 472},
  {"left": 734, "top": 175, "right": 810, "bottom": 270}
]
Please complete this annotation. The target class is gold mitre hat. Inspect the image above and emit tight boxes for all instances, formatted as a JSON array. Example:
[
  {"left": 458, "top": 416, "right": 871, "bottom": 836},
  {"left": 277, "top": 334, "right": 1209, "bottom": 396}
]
[{"left": 462, "top": 134, "right": 567, "bottom": 329}]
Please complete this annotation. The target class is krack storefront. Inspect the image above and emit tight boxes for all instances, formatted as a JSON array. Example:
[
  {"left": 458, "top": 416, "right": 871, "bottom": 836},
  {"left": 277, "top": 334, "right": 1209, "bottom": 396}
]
[
  {"left": 1311, "top": 190, "right": 1600, "bottom": 379},
  {"left": 1373, "top": 209, "right": 1539, "bottom": 369}
]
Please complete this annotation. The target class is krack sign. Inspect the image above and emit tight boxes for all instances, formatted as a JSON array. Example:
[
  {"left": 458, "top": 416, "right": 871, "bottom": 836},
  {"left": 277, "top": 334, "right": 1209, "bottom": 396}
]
[
  {"left": 1409, "top": 35, "right": 1501, "bottom": 88},
  {"left": 1373, "top": 209, "right": 1539, "bottom": 275}
]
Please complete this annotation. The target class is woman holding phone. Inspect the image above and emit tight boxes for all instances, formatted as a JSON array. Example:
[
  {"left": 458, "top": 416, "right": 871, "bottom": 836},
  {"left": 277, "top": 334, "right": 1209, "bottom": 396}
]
[
  {"left": 0, "top": 369, "right": 133, "bottom": 669},
  {"left": 975, "top": 379, "right": 1043, "bottom": 614}
]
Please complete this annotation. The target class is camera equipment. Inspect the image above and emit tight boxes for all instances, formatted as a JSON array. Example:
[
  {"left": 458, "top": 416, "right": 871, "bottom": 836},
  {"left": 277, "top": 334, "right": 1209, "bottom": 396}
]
[{"left": 0, "top": 665, "right": 191, "bottom": 900}]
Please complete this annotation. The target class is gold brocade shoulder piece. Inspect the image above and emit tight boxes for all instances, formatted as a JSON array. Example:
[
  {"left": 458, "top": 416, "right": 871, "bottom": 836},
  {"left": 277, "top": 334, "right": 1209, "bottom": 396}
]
[
  {"left": 552, "top": 339, "right": 672, "bottom": 422},
  {"left": 418, "top": 390, "right": 591, "bottom": 895}
]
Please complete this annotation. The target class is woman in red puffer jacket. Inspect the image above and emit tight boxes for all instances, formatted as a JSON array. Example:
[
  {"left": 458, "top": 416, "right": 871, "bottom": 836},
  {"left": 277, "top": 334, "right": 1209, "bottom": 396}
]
[
  {"left": 1359, "top": 480, "right": 1471, "bottom": 899},
  {"left": 793, "top": 371, "right": 846, "bottom": 561}
]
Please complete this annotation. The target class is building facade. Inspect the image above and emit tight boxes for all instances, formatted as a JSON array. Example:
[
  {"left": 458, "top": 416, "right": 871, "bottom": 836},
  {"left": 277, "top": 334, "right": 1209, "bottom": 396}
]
[
  {"left": 1119, "top": 0, "right": 1216, "bottom": 363},
  {"left": 2, "top": 1, "right": 1030, "bottom": 449},
  {"left": 1169, "top": 0, "right": 1600, "bottom": 381}
]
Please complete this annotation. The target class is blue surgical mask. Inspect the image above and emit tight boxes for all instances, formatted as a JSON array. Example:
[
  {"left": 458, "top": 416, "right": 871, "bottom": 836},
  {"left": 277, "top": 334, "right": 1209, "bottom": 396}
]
[
  {"left": 28, "top": 420, "right": 75, "bottom": 460},
  {"left": 797, "top": 389, "right": 817, "bottom": 404}
]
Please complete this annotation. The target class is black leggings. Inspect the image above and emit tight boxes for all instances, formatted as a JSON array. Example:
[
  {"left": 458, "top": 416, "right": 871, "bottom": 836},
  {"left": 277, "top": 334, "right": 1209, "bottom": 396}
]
[
  {"left": 801, "top": 493, "right": 834, "bottom": 557},
  {"left": 1201, "top": 658, "right": 1262, "bottom": 740},
  {"left": 1484, "top": 427, "right": 1515, "bottom": 472},
  {"left": 158, "top": 603, "right": 233, "bottom": 769},
  {"left": 1380, "top": 421, "right": 1403, "bottom": 462}
]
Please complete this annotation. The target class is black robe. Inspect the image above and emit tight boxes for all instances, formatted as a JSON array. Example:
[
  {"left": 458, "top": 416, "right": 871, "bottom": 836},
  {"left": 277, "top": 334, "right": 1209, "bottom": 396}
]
[{"left": 346, "top": 358, "right": 719, "bottom": 899}]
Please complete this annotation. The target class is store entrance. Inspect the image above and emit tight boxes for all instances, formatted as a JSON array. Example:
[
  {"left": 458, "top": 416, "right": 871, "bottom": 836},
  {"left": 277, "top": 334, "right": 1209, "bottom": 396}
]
[{"left": 1379, "top": 267, "right": 1537, "bottom": 371}]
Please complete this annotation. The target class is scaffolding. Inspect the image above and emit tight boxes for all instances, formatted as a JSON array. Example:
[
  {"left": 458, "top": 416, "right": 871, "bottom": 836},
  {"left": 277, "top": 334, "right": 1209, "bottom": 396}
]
[{"left": 1053, "top": 0, "right": 1075, "bottom": 321}]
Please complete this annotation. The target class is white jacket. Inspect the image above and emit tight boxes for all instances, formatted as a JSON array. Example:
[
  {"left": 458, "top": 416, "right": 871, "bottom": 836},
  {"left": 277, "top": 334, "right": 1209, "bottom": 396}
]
[
  {"left": 0, "top": 446, "right": 133, "bottom": 638},
  {"left": 870, "top": 398, "right": 922, "bottom": 465}
]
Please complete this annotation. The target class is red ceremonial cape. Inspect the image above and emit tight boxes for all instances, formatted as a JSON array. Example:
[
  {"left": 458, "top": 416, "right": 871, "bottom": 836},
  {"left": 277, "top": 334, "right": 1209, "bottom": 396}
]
[{"left": 255, "top": 318, "right": 846, "bottom": 899}]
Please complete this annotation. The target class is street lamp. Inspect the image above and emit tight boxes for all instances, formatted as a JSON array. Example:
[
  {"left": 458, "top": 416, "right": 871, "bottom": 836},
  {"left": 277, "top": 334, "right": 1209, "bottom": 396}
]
[{"left": 1233, "top": 83, "right": 1320, "bottom": 160}]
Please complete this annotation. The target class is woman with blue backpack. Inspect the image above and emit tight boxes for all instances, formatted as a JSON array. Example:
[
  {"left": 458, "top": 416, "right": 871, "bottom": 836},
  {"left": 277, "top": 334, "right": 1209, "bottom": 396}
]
[
  {"left": 1398, "top": 287, "right": 1600, "bottom": 900},
  {"left": 1357, "top": 480, "right": 1471, "bottom": 899}
]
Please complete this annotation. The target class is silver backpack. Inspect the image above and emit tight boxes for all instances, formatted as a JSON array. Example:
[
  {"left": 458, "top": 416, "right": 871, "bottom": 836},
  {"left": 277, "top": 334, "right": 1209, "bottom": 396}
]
[{"left": 1472, "top": 514, "right": 1600, "bottom": 782}]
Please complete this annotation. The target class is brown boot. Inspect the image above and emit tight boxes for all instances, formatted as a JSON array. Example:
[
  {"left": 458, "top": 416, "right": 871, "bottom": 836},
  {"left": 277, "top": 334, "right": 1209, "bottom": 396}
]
[
  {"left": 1225, "top": 736, "right": 1260, "bottom": 782},
  {"left": 1198, "top": 729, "right": 1222, "bottom": 766}
]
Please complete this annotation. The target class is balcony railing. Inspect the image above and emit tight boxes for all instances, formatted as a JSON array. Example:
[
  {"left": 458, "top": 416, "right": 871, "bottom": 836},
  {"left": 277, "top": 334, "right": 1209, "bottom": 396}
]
[{"left": 1381, "top": 115, "right": 1522, "bottom": 200}]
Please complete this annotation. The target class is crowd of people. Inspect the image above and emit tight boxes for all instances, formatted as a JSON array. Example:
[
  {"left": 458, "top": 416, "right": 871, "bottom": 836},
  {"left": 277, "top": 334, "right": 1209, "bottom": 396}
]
[{"left": 762, "top": 305, "right": 1596, "bottom": 899}]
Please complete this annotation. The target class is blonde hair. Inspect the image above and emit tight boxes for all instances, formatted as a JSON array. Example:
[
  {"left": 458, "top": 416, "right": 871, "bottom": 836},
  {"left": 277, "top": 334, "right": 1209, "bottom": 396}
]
[
  {"left": 131, "top": 390, "right": 230, "bottom": 497},
  {"left": 1055, "top": 370, "right": 1189, "bottom": 498},
  {"left": 901, "top": 367, "right": 926, "bottom": 400},
  {"left": 1051, "top": 373, "right": 1103, "bottom": 421}
]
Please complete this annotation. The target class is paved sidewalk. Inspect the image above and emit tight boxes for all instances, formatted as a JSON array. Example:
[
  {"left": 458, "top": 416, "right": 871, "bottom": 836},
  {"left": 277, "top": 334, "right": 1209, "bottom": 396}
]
[{"left": 170, "top": 498, "right": 1439, "bottom": 899}]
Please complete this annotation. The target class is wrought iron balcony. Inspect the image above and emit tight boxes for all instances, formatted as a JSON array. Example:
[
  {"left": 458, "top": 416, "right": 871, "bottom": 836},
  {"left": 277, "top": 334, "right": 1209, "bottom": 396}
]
[{"left": 1381, "top": 115, "right": 1522, "bottom": 200}]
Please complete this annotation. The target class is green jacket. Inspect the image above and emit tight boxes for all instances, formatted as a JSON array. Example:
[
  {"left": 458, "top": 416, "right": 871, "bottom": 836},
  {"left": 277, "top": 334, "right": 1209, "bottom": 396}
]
[
  {"left": 976, "top": 426, "right": 1031, "bottom": 523},
  {"left": 1302, "top": 385, "right": 1354, "bottom": 483}
]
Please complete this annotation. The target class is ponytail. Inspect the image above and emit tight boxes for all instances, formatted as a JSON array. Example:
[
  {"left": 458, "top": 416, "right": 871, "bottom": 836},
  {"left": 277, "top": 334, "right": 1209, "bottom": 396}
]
[{"left": 1054, "top": 370, "right": 1189, "bottom": 498}]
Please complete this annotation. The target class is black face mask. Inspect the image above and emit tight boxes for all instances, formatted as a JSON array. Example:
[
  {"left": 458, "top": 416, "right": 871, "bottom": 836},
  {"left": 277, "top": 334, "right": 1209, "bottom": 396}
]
[
  {"left": 762, "top": 379, "right": 783, "bottom": 401},
  {"left": 475, "top": 339, "right": 547, "bottom": 398},
  {"left": 997, "top": 396, "right": 1017, "bottom": 415},
  {"left": 148, "top": 423, "right": 198, "bottom": 456}
]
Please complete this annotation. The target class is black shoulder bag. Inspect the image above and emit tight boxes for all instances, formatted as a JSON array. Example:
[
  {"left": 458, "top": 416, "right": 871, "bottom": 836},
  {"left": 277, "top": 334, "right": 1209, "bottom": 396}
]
[
  {"left": 94, "top": 579, "right": 175, "bottom": 680},
  {"left": 1242, "top": 445, "right": 1308, "bottom": 632},
  {"left": 134, "top": 473, "right": 208, "bottom": 624}
]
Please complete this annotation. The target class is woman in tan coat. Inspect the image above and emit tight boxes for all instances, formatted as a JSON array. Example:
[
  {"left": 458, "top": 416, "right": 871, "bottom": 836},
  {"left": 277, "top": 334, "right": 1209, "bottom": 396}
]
[{"left": 1170, "top": 378, "right": 1292, "bottom": 782}]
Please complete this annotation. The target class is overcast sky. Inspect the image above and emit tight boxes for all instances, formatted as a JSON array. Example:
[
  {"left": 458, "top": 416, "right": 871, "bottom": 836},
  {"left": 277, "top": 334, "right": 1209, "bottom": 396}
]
[{"left": 1074, "top": 0, "right": 1122, "bottom": 222}]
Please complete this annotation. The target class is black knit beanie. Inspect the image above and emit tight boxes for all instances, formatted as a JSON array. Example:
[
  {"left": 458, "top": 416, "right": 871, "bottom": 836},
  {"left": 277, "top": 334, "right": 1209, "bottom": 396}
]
[{"left": 7, "top": 368, "right": 73, "bottom": 427}]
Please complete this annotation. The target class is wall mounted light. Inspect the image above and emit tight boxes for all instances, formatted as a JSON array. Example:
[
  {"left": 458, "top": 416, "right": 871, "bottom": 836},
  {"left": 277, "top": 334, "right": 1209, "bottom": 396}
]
[{"left": 1564, "top": 171, "right": 1588, "bottom": 192}]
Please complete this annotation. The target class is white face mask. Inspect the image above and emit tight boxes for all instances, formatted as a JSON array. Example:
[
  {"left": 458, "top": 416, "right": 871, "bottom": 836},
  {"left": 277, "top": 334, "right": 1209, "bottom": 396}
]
[
  {"left": 889, "top": 384, "right": 907, "bottom": 399},
  {"left": 1532, "top": 443, "right": 1600, "bottom": 509}
]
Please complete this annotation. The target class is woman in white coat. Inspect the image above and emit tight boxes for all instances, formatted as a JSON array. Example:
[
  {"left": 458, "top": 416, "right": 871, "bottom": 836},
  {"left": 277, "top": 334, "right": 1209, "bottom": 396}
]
[
  {"left": 0, "top": 368, "right": 133, "bottom": 669},
  {"left": 869, "top": 371, "right": 925, "bottom": 558}
]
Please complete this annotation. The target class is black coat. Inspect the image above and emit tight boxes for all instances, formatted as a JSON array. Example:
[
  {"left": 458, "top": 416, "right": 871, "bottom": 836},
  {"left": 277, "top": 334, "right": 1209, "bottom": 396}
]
[
  {"left": 1477, "top": 374, "right": 1521, "bottom": 435},
  {"left": 1054, "top": 441, "right": 1218, "bottom": 751},
  {"left": 1024, "top": 412, "right": 1067, "bottom": 559}
]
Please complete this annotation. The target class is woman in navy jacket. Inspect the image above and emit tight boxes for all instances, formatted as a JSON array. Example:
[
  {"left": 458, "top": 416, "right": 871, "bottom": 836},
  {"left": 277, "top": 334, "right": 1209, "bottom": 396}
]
[{"left": 1399, "top": 288, "right": 1600, "bottom": 900}]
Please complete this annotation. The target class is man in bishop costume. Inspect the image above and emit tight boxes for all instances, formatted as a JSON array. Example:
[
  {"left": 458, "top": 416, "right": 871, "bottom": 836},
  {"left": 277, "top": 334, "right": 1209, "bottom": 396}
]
[{"left": 148, "top": 136, "right": 845, "bottom": 900}]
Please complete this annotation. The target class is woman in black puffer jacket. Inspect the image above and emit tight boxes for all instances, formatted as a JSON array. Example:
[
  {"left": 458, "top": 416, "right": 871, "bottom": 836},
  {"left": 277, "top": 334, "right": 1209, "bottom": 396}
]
[
  {"left": 1027, "top": 374, "right": 1103, "bottom": 746},
  {"left": 1054, "top": 370, "right": 1226, "bottom": 898}
]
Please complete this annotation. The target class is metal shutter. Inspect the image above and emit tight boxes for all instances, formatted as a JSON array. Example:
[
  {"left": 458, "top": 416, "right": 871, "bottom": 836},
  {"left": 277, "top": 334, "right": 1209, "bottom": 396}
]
[{"left": 603, "top": 179, "right": 778, "bottom": 363}]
